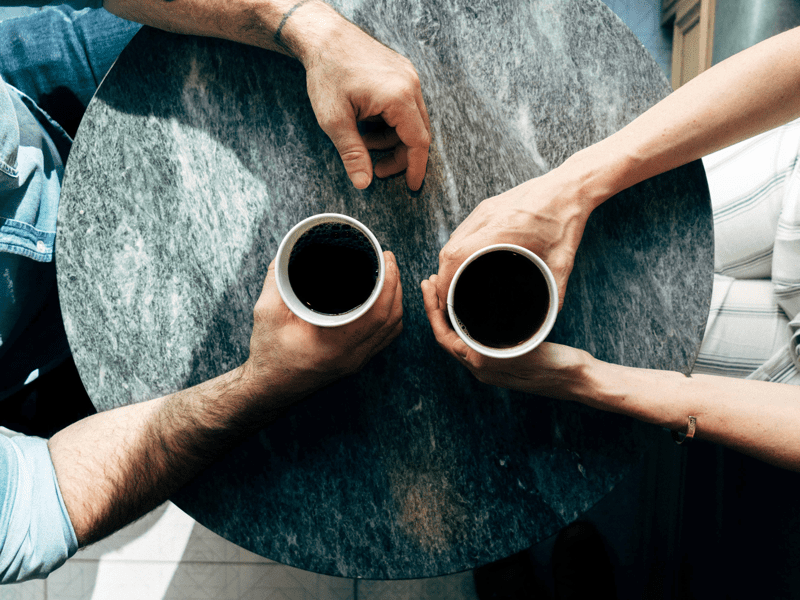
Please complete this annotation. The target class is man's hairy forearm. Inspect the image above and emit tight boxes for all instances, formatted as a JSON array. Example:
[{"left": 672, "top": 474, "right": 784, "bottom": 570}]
[
  {"left": 48, "top": 366, "right": 283, "bottom": 545},
  {"left": 48, "top": 255, "right": 404, "bottom": 546},
  {"left": 102, "top": 0, "right": 347, "bottom": 62}
]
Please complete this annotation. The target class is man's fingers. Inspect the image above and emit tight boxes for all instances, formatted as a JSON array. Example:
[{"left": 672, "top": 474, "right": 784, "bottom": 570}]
[
  {"left": 365, "top": 251, "right": 401, "bottom": 328},
  {"left": 373, "top": 318, "right": 404, "bottom": 355},
  {"left": 264, "top": 258, "right": 277, "bottom": 281},
  {"left": 375, "top": 266, "right": 404, "bottom": 351},
  {"left": 374, "top": 144, "right": 409, "bottom": 179},
  {"left": 380, "top": 251, "right": 403, "bottom": 327},
  {"left": 325, "top": 118, "right": 374, "bottom": 189},
  {"left": 404, "top": 92, "right": 431, "bottom": 191},
  {"left": 382, "top": 100, "right": 429, "bottom": 192},
  {"left": 405, "top": 145, "right": 428, "bottom": 191},
  {"left": 358, "top": 252, "right": 403, "bottom": 356},
  {"left": 363, "top": 127, "right": 400, "bottom": 150},
  {"left": 416, "top": 89, "right": 431, "bottom": 135},
  {"left": 389, "top": 252, "right": 403, "bottom": 322},
  {"left": 258, "top": 259, "right": 280, "bottom": 303},
  {"left": 254, "top": 258, "right": 298, "bottom": 331}
]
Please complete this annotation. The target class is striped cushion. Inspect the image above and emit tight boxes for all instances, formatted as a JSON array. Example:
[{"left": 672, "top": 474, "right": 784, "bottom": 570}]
[{"left": 695, "top": 118, "right": 800, "bottom": 384}]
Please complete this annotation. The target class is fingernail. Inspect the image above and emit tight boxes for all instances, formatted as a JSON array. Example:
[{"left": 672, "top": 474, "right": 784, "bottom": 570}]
[{"left": 352, "top": 172, "right": 370, "bottom": 189}]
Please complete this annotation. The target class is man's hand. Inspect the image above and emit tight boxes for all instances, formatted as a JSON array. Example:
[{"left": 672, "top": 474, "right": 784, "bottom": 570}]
[
  {"left": 281, "top": 2, "right": 430, "bottom": 191},
  {"left": 433, "top": 169, "right": 598, "bottom": 311},
  {"left": 50, "top": 251, "right": 402, "bottom": 546},
  {"left": 103, "top": 0, "right": 430, "bottom": 191},
  {"left": 421, "top": 275, "right": 587, "bottom": 400},
  {"left": 245, "top": 250, "right": 404, "bottom": 403},
  {"left": 103, "top": 0, "right": 431, "bottom": 191}
]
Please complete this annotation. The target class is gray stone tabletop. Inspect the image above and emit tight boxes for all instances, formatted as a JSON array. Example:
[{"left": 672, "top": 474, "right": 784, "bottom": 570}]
[{"left": 56, "top": 0, "right": 713, "bottom": 580}]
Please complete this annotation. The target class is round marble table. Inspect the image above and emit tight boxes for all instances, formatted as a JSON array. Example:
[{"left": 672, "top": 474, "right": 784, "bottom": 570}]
[{"left": 57, "top": 0, "right": 713, "bottom": 579}]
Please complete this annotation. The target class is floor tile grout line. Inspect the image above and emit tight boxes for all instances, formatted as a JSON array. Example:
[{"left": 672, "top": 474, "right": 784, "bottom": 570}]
[{"left": 64, "top": 558, "right": 278, "bottom": 566}]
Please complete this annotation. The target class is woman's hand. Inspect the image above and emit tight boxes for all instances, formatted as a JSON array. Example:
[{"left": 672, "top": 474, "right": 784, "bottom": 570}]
[
  {"left": 421, "top": 275, "right": 589, "bottom": 401},
  {"left": 433, "top": 167, "right": 600, "bottom": 311}
]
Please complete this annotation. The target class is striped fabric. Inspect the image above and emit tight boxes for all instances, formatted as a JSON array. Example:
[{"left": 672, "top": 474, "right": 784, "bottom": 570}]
[{"left": 693, "top": 118, "right": 800, "bottom": 385}]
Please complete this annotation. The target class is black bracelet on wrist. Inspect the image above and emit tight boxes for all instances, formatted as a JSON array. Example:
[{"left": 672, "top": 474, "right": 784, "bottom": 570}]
[{"left": 274, "top": 0, "right": 314, "bottom": 52}]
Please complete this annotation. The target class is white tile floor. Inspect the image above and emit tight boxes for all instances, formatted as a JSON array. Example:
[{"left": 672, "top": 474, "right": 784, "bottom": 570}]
[{"left": 7, "top": 502, "right": 477, "bottom": 600}]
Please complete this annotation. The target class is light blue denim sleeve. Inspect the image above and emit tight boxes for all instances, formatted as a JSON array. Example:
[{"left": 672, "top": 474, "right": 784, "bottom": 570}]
[
  {"left": 0, "top": 433, "right": 78, "bottom": 583},
  {"left": 0, "top": 0, "right": 103, "bottom": 8}
]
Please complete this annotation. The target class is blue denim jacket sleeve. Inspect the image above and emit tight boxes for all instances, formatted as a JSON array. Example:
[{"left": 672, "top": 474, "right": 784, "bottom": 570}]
[
  {"left": 0, "top": 433, "right": 79, "bottom": 583},
  {"left": 0, "top": 79, "right": 63, "bottom": 262}
]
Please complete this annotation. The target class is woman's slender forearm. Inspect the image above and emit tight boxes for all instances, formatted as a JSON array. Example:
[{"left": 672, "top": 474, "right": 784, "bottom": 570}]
[
  {"left": 557, "top": 26, "right": 800, "bottom": 208},
  {"left": 574, "top": 358, "right": 800, "bottom": 471}
]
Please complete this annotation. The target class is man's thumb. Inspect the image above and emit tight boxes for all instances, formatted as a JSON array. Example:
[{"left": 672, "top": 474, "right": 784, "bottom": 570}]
[{"left": 328, "top": 126, "right": 373, "bottom": 190}]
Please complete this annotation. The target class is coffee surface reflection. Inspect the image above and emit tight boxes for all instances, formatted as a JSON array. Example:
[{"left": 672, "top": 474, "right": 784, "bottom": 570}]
[
  {"left": 453, "top": 250, "right": 549, "bottom": 348},
  {"left": 288, "top": 223, "right": 379, "bottom": 315}
]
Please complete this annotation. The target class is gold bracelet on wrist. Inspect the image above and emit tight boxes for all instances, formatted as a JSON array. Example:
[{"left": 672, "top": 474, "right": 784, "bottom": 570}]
[{"left": 671, "top": 416, "right": 697, "bottom": 445}]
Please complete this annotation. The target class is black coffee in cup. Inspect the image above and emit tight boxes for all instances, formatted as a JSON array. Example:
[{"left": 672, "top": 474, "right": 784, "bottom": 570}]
[
  {"left": 452, "top": 250, "right": 549, "bottom": 348},
  {"left": 288, "top": 222, "right": 379, "bottom": 315}
]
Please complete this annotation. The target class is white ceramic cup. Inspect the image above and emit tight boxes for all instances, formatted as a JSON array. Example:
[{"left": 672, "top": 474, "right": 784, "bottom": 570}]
[
  {"left": 446, "top": 244, "right": 558, "bottom": 358},
  {"left": 275, "top": 213, "right": 385, "bottom": 327}
]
